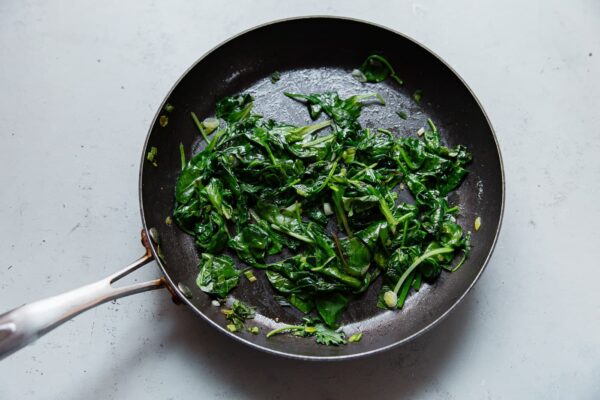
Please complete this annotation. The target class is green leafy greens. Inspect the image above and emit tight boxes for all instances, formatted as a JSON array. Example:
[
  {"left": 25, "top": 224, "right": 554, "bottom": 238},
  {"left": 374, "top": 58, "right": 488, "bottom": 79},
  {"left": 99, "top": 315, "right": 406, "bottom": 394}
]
[
  {"left": 222, "top": 300, "right": 258, "bottom": 333},
  {"left": 174, "top": 61, "right": 472, "bottom": 343},
  {"left": 196, "top": 253, "right": 239, "bottom": 298},
  {"left": 355, "top": 54, "right": 403, "bottom": 85}
]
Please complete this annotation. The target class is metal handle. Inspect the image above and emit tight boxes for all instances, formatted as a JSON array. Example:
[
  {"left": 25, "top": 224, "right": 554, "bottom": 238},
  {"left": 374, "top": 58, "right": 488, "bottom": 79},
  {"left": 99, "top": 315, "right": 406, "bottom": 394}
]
[{"left": 0, "top": 231, "right": 165, "bottom": 360}]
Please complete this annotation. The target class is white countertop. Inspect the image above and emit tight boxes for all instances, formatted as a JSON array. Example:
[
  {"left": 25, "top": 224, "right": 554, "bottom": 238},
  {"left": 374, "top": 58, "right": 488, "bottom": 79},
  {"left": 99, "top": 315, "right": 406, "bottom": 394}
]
[{"left": 1, "top": 1, "right": 598, "bottom": 398}]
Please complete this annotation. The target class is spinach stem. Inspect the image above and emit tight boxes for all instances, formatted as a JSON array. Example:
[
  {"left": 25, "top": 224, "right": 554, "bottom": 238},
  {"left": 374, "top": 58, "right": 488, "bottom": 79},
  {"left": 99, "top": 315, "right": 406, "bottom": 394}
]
[
  {"left": 207, "top": 129, "right": 225, "bottom": 152},
  {"left": 396, "top": 211, "right": 415, "bottom": 224},
  {"left": 237, "top": 103, "right": 253, "bottom": 121},
  {"left": 331, "top": 190, "right": 353, "bottom": 237},
  {"left": 331, "top": 233, "right": 348, "bottom": 269},
  {"left": 364, "top": 55, "right": 403, "bottom": 85},
  {"left": 311, "top": 256, "right": 335, "bottom": 272},
  {"left": 351, "top": 162, "right": 378, "bottom": 179},
  {"left": 314, "top": 158, "right": 339, "bottom": 193},
  {"left": 301, "top": 134, "right": 334, "bottom": 148},
  {"left": 377, "top": 128, "right": 393, "bottom": 137},
  {"left": 378, "top": 198, "right": 398, "bottom": 234},
  {"left": 401, "top": 218, "right": 409, "bottom": 247},
  {"left": 266, "top": 325, "right": 303, "bottom": 338},
  {"left": 191, "top": 112, "right": 209, "bottom": 143},
  {"left": 260, "top": 140, "right": 287, "bottom": 177},
  {"left": 270, "top": 224, "right": 313, "bottom": 244},
  {"left": 393, "top": 247, "right": 454, "bottom": 294},
  {"left": 446, "top": 206, "right": 459, "bottom": 214},
  {"left": 412, "top": 271, "right": 422, "bottom": 291},
  {"left": 354, "top": 93, "right": 385, "bottom": 105},
  {"left": 302, "top": 119, "right": 332, "bottom": 134},
  {"left": 396, "top": 271, "right": 415, "bottom": 309},
  {"left": 427, "top": 118, "right": 437, "bottom": 133},
  {"left": 399, "top": 148, "right": 420, "bottom": 170},
  {"left": 444, "top": 249, "right": 469, "bottom": 272}
]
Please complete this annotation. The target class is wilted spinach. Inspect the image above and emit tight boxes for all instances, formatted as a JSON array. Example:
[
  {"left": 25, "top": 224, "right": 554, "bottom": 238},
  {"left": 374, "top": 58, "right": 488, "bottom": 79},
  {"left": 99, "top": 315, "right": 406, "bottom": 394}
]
[
  {"left": 196, "top": 253, "right": 239, "bottom": 298},
  {"left": 222, "top": 300, "right": 257, "bottom": 333},
  {"left": 174, "top": 56, "right": 472, "bottom": 344}
]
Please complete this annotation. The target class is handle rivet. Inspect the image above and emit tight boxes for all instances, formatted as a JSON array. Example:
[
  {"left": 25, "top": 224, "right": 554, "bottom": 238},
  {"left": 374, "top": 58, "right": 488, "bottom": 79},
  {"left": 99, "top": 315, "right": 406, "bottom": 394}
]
[
  {"left": 149, "top": 227, "right": 160, "bottom": 245},
  {"left": 177, "top": 283, "right": 193, "bottom": 299}
]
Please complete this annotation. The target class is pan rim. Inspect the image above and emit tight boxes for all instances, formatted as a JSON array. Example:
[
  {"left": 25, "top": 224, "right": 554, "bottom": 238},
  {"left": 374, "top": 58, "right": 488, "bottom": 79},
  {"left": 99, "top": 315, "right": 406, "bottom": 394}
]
[{"left": 138, "top": 15, "right": 505, "bottom": 361}]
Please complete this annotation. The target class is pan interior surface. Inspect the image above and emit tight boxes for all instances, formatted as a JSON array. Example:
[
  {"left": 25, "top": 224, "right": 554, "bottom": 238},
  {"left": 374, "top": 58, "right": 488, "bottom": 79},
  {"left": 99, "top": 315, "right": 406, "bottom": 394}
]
[{"left": 140, "top": 17, "right": 503, "bottom": 360}]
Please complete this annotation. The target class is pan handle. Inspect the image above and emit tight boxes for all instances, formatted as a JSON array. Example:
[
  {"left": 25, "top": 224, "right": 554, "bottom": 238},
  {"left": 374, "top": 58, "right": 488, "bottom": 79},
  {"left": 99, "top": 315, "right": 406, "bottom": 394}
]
[{"left": 0, "top": 231, "right": 165, "bottom": 361}]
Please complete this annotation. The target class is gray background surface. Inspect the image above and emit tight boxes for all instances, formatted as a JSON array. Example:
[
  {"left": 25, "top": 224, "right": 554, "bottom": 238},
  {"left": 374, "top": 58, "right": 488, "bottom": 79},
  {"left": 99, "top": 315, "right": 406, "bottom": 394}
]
[{"left": 0, "top": 1, "right": 599, "bottom": 399}]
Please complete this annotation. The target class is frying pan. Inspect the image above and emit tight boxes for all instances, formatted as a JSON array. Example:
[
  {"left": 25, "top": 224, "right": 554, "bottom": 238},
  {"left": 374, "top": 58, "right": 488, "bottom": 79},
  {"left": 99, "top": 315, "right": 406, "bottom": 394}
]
[{"left": 0, "top": 16, "right": 504, "bottom": 361}]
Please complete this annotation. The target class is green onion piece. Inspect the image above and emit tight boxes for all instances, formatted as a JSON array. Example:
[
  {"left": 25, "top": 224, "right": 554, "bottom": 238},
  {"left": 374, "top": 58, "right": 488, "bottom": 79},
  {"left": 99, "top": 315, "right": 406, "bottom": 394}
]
[
  {"left": 244, "top": 270, "right": 257, "bottom": 283},
  {"left": 396, "top": 271, "right": 414, "bottom": 309},
  {"left": 348, "top": 333, "right": 363, "bottom": 343},
  {"left": 165, "top": 103, "right": 175, "bottom": 113},
  {"left": 413, "top": 89, "right": 423, "bottom": 103},
  {"left": 179, "top": 142, "right": 186, "bottom": 170},
  {"left": 146, "top": 146, "right": 158, "bottom": 167},
  {"left": 397, "top": 111, "right": 408, "bottom": 120},
  {"left": 159, "top": 115, "right": 168, "bottom": 127}
]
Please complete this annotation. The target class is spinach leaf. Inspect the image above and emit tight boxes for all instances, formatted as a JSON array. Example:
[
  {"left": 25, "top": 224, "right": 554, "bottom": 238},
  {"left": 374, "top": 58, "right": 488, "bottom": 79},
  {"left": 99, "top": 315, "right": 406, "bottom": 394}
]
[
  {"left": 216, "top": 94, "right": 254, "bottom": 123},
  {"left": 228, "top": 223, "right": 278, "bottom": 265},
  {"left": 194, "top": 211, "right": 228, "bottom": 253},
  {"left": 358, "top": 55, "right": 403, "bottom": 85},
  {"left": 339, "top": 236, "right": 371, "bottom": 277},
  {"left": 196, "top": 253, "right": 240, "bottom": 298},
  {"left": 316, "top": 292, "right": 349, "bottom": 328}
]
